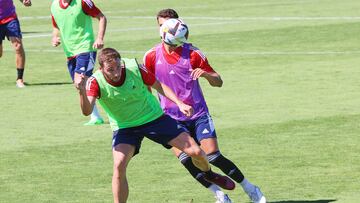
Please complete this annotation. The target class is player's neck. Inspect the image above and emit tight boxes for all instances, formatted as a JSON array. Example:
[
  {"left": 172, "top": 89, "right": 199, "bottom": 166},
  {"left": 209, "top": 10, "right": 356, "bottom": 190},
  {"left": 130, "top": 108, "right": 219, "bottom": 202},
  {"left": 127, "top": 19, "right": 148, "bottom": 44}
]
[{"left": 163, "top": 43, "right": 177, "bottom": 54}]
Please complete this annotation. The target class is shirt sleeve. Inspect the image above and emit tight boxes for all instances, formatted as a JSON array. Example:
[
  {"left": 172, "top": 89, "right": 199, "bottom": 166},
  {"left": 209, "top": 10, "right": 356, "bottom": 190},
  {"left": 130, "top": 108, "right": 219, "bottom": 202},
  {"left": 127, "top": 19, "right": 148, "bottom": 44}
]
[
  {"left": 139, "top": 64, "right": 156, "bottom": 86},
  {"left": 86, "top": 76, "right": 100, "bottom": 98},
  {"left": 51, "top": 15, "right": 58, "bottom": 28},
  {"left": 142, "top": 48, "right": 157, "bottom": 75},
  {"left": 190, "top": 48, "right": 215, "bottom": 73},
  {"left": 81, "top": 0, "right": 101, "bottom": 17}
]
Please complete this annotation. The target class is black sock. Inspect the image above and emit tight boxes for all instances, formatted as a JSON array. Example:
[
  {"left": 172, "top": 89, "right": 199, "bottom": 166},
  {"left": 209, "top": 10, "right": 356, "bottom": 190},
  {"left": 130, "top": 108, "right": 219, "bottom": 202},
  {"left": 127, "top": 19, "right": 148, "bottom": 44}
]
[
  {"left": 178, "top": 152, "right": 212, "bottom": 188},
  {"left": 17, "top": 68, "right": 24, "bottom": 80},
  {"left": 208, "top": 151, "right": 245, "bottom": 183}
]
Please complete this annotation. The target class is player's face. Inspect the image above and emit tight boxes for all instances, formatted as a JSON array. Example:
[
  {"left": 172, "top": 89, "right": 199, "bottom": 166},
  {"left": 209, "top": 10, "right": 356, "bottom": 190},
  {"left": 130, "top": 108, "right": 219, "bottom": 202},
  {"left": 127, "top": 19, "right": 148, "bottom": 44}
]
[
  {"left": 101, "top": 59, "right": 123, "bottom": 82},
  {"left": 157, "top": 17, "right": 169, "bottom": 27}
]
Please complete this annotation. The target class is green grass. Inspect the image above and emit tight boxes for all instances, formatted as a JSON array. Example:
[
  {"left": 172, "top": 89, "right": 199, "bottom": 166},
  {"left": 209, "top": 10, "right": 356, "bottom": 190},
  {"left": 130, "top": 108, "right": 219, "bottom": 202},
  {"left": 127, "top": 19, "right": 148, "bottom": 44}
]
[{"left": 1, "top": 0, "right": 360, "bottom": 202}]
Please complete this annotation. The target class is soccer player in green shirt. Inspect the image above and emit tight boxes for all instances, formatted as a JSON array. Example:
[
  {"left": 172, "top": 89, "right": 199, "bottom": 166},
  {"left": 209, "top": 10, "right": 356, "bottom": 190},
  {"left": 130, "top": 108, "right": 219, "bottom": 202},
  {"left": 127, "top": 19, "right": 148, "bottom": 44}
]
[{"left": 51, "top": 0, "right": 106, "bottom": 125}]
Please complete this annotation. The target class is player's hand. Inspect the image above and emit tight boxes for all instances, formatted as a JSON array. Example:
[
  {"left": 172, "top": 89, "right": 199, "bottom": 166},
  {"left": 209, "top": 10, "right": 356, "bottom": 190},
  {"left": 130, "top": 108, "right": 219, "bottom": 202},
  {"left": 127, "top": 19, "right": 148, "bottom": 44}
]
[
  {"left": 178, "top": 102, "right": 194, "bottom": 117},
  {"left": 52, "top": 36, "right": 61, "bottom": 47},
  {"left": 23, "top": 0, "right": 32, "bottom": 6},
  {"left": 74, "top": 72, "right": 86, "bottom": 92},
  {"left": 190, "top": 68, "right": 206, "bottom": 80},
  {"left": 93, "top": 38, "right": 104, "bottom": 49}
]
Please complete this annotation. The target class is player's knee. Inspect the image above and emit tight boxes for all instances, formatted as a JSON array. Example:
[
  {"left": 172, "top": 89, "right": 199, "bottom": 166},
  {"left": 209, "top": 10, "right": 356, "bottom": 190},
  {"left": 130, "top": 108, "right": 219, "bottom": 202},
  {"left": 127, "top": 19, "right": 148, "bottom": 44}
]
[
  {"left": 186, "top": 145, "right": 202, "bottom": 157},
  {"left": 14, "top": 42, "right": 24, "bottom": 53},
  {"left": 113, "top": 159, "right": 127, "bottom": 175}
]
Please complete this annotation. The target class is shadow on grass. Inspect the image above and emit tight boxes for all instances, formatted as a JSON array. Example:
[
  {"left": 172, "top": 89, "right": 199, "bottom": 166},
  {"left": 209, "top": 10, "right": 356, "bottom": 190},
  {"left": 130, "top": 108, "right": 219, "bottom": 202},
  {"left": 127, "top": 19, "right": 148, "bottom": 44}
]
[
  {"left": 269, "top": 199, "right": 337, "bottom": 203},
  {"left": 26, "top": 82, "right": 73, "bottom": 86}
]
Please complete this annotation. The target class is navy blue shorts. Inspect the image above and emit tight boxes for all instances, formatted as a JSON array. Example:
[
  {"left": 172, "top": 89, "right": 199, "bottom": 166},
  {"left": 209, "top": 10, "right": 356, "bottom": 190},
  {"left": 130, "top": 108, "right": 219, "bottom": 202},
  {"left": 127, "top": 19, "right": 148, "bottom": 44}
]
[
  {"left": 0, "top": 18, "right": 22, "bottom": 44},
  {"left": 67, "top": 51, "right": 96, "bottom": 80},
  {"left": 112, "top": 115, "right": 186, "bottom": 156},
  {"left": 177, "top": 113, "right": 217, "bottom": 145}
]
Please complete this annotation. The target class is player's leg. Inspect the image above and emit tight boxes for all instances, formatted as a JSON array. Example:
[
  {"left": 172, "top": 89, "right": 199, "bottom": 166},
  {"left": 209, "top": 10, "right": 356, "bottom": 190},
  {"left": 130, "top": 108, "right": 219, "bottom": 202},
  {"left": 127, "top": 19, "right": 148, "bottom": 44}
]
[
  {"left": 169, "top": 132, "right": 235, "bottom": 190},
  {"left": 171, "top": 121, "right": 229, "bottom": 201},
  {"left": 196, "top": 114, "right": 266, "bottom": 203},
  {"left": 7, "top": 19, "right": 25, "bottom": 87},
  {"left": 170, "top": 131, "right": 210, "bottom": 171},
  {"left": 195, "top": 114, "right": 246, "bottom": 183},
  {"left": 0, "top": 24, "right": 5, "bottom": 58},
  {"left": 74, "top": 52, "right": 104, "bottom": 125},
  {"left": 143, "top": 115, "right": 235, "bottom": 190},
  {"left": 112, "top": 144, "right": 135, "bottom": 203},
  {"left": 200, "top": 138, "right": 246, "bottom": 183},
  {"left": 172, "top": 147, "right": 213, "bottom": 188},
  {"left": 111, "top": 128, "right": 142, "bottom": 203},
  {"left": 202, "top": 139, "right": 265, "bottom": 203},
  {"left": 0, "top": 43, "right": 3, "bottom": 58},
  {"left": 173, "top": 146, "right": 233, "bottom": 203}
]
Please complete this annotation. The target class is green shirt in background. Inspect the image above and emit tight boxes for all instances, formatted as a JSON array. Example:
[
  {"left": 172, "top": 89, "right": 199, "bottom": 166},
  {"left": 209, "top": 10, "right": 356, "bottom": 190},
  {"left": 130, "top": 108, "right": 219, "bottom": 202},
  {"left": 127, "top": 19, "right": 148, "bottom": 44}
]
[{"left": 51, "top": 0, "right": 96, "bottom": 57}]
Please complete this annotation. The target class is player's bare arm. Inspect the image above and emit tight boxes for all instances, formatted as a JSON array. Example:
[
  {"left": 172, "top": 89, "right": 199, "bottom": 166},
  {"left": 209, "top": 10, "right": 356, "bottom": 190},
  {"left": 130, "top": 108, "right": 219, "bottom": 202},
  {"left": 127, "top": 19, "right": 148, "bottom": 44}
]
[
  {"left": 152, "top": 80, "right": 194, "bottom": 117},
  {"left": 93, "top": 12, "right": 107, "bottom": 49},
  {"left": 52, "top": 27, "right": 61, "bottom": 47},
  {"left": 191, "top": 69, "right": 223, "bottom": 87},
  {"left": 74, "top": 73, "right": 96, "bottom": 116}
]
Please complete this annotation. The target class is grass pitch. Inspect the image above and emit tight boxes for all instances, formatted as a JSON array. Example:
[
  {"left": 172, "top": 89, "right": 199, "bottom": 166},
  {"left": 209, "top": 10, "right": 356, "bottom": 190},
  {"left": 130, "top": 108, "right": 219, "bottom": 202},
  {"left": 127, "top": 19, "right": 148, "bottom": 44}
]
[{"left": 1, "top": 0, "right": 360, "bottom": 202}]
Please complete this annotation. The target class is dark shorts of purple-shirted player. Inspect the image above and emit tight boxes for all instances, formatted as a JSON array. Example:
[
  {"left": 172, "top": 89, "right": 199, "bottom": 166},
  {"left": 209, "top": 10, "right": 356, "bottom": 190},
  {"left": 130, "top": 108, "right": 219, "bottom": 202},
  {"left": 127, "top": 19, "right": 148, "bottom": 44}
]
[{"left": 203, "top": 170, "right": 236, "bottom": 190}]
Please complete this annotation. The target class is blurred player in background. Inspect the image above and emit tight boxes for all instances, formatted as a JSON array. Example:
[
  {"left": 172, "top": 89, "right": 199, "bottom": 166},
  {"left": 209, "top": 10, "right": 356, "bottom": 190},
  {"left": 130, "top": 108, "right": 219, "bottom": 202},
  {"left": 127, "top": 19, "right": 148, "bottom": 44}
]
[
  {"left": 51, "top": 0, "right": 106, "bottom": 125},
  {"left": 0, "top": 0, "right": 32, "bottom": 88}
]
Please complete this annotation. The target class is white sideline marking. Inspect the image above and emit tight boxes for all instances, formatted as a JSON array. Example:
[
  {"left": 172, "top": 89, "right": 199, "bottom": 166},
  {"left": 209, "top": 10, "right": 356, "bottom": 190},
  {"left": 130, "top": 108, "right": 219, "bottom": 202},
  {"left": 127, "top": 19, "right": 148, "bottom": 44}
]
[
  {"left": 23, "top": 34, "right": 52, "bottom": 38},
  {"left": 22, "top": 21, "right": 244, "bottom": 38},
  {"left": 20, "top": 16, "right": 360, "bottom": 39},
  {"left": 102, "top": 5, "right": 209, "bottom": 14},
  {"left": 4, "top": 49, "right": 360, "bottom": 56}
]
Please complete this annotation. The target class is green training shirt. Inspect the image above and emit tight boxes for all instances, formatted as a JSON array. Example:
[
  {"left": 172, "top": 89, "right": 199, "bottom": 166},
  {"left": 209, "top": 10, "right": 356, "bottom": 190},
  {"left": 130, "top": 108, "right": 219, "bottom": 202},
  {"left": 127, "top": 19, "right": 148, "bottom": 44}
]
[
  {"left": 93, "top": 58, "right": 164, "bottom": 131},
  {"left": 51, "top": 0, "right": 96, "bottom": 57}
]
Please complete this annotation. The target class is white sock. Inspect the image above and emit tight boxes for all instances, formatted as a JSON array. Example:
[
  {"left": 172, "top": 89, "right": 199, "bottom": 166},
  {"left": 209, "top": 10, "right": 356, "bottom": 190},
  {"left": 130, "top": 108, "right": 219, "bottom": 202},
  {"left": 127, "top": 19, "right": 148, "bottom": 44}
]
[
  {"left": 91, "top": 104, "right": 102, "bottom": 120},
  {"left": 240, "top": 178, "right": 255, "bottom": 194},
  {"left": 208, "top": 184, "right": 222, "bottom": 195}
]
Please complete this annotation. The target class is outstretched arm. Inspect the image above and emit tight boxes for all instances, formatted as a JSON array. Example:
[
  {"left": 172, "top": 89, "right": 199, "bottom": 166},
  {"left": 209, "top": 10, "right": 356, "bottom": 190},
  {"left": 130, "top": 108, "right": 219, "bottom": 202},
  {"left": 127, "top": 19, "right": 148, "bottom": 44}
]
[
  {"left": 74, "top": 73, "right": 96, "bottom": 116},
  {"left": 152, "top": 80, "right": 193, "bottom": 117},
  {"left": 93, "top": 13, "right": 107, "bottom": 49}
]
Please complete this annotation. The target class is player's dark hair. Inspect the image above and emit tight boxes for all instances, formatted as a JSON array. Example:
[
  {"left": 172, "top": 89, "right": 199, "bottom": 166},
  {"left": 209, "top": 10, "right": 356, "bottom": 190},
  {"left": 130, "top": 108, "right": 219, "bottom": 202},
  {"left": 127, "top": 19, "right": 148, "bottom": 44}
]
[
  {"left": 157, "top": 9, "right": 190, "bottom": 40},
  {"left": 98, "top": 48, "right": 121, "bottom": 67},
  {"left": 156, "top": 8, "right": 179, "bottom": 20}
]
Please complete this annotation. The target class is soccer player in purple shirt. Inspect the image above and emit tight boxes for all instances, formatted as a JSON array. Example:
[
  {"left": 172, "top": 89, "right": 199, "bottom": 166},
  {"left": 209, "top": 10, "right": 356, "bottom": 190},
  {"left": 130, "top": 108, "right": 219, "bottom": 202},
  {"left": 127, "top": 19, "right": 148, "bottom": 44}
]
[
  {"left": 143, "top": 10, "right": 266, "bottom": 203},
  {"left": 0, "top": 0, "right": 31, "bottom": 88}
]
